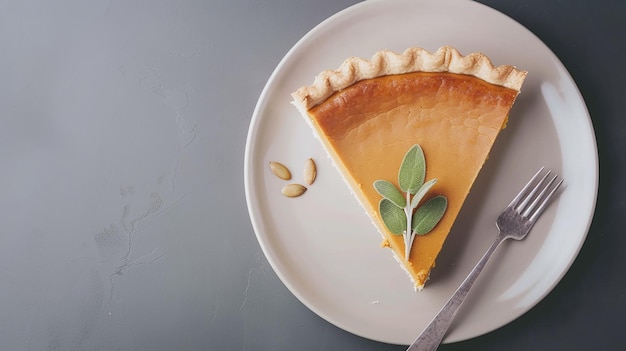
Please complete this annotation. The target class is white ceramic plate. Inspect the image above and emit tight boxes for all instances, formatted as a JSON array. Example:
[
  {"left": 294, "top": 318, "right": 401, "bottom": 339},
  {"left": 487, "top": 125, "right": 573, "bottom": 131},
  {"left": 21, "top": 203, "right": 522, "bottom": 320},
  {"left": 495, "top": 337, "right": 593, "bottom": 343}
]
[{"left": 244, "top": 0, "right": 597, "bottom": 345}]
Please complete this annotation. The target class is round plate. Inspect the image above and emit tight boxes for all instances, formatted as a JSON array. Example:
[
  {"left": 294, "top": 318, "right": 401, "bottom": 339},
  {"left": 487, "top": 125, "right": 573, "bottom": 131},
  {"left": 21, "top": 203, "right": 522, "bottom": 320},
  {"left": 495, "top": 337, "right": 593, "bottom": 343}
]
[{"left": 244, "top": 0, "right": 597, "bottom": 345}]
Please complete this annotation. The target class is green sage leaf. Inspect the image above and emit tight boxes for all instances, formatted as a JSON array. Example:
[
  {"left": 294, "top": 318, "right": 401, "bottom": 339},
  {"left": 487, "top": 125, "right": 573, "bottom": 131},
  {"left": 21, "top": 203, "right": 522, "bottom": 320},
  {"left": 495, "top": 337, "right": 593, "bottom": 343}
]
[
  {"left": 398, "top": 144, "right": 425, "bottom": 195},
  {"left": 379, "top": 199, "right": 406, "bottom": 235},
  {"left": 410, "top": 178, "right": 438, "bottom": 209},
  {"left": 373, "top": 180, "right": 406, "bottom": 208},
  {"left": 412, "top": 195, "right": 447, "bottom": 235}
]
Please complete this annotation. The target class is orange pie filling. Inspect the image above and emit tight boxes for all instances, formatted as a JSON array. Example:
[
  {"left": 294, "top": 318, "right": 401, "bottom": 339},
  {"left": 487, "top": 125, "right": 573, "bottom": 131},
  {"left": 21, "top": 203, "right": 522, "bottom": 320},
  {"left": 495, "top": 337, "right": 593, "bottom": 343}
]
[{"left": 292, "top": 47, "right": 526, "bottom": 290}]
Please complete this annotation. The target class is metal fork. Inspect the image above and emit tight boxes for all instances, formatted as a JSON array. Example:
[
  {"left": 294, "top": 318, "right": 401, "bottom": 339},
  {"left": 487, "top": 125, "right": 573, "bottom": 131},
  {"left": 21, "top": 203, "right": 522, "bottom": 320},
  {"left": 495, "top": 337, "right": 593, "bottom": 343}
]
[{"left": 407, "top": 167, "right": 563, "bottom": 351}]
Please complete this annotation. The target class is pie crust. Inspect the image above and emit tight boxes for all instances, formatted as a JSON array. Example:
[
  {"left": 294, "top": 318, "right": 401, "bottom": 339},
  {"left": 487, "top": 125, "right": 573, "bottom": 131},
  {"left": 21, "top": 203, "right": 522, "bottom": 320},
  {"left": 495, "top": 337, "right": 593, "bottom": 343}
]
[{"left": 292, "top": 46, "right": 526, "bottom": 111}]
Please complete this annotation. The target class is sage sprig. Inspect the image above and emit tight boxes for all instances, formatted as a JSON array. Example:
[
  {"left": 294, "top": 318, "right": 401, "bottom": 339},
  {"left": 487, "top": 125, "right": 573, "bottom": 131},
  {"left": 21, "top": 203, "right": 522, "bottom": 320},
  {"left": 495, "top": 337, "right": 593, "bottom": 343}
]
[{"left": 374, "top": 144, "right": 447, "bottom": 260}]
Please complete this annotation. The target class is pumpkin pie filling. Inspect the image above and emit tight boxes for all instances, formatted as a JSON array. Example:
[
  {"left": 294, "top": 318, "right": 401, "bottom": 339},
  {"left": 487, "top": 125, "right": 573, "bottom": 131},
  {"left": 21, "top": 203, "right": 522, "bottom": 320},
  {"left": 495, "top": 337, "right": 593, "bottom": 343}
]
[{"left": 292, "top": 47, "right": 526, "bottom": 290}]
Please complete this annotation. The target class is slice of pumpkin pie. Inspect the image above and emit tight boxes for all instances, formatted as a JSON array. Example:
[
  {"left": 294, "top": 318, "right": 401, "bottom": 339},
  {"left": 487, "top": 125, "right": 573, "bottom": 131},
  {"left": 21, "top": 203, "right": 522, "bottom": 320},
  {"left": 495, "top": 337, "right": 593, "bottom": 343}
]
[{"left": 291, "top": 46, "right": 527, "bottom": 290}]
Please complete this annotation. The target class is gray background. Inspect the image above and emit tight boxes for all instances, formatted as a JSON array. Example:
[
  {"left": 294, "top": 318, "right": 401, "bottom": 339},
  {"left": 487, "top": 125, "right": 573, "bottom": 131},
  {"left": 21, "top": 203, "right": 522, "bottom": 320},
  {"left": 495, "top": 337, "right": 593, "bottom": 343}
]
[{"left": 0, "top": 0, "right": 622, "bottom": 350}]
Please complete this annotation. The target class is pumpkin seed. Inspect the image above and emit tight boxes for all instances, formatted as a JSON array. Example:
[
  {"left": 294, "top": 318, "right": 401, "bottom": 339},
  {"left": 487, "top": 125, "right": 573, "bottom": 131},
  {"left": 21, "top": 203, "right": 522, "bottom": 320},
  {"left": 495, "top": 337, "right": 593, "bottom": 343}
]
[
  {"left": 303, "top": 158, "right": 317, "bottom": 185},
  {"left": 269, "top": 161, "right": 291, "bottom": 180},
  {"left": 281, "top": 184, "right": 307, "bottom": 197}
]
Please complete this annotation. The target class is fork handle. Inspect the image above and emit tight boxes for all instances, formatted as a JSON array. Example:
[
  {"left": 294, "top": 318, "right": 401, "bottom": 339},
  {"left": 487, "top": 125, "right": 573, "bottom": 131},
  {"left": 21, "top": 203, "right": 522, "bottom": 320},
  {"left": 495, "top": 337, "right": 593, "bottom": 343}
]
[{"left": 406, "top": 234, "right": 506, "bottom": 351}]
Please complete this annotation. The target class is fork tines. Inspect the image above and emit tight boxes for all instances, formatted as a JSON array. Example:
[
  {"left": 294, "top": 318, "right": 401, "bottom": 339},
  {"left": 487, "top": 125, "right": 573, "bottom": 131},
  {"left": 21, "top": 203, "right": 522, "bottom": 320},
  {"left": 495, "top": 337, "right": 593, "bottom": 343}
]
[{"left": 509, "top": 167, "right": 563, "bottom": 222}]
